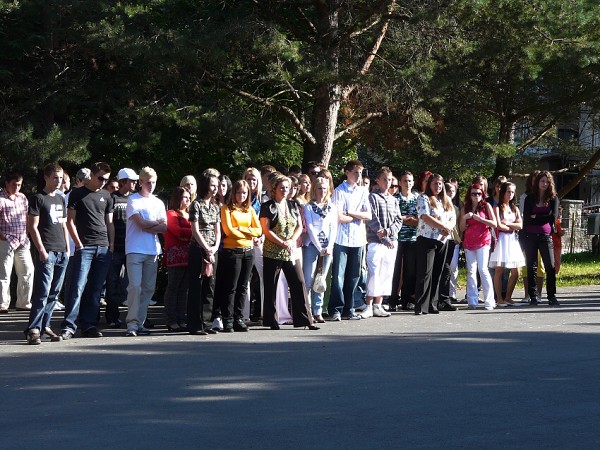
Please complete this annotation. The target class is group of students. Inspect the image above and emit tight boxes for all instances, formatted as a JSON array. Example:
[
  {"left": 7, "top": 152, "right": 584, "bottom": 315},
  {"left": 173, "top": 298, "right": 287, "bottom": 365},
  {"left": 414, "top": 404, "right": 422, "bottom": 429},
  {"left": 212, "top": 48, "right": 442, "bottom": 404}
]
[{"left": 1, "top": 159, "right": 562, "bottom": 345}]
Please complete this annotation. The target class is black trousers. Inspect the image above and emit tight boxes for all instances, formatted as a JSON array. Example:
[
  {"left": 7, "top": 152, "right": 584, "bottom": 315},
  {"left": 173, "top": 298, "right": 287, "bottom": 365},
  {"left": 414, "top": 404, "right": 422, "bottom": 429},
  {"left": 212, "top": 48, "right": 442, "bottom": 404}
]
[
  {"left": 438, "top": 240, "right": 456, "bottom": 305},
  {"left": 262, "top": 257, "right": 311, "bottom": 327},
  {"left": 187, "top": 245, "right": 217, "bottom": 332},
  {"left": 524, "top": 233, "right": 556, "bottom": 300},
  {"left": 414, "top": 237, "right": 448, "bottom": 313},
  {"left": 215, "top": 248, "right": 254, "bottom": 321},
  {"left": 389, "top": 240, "right": 417, "bottom": 308}
]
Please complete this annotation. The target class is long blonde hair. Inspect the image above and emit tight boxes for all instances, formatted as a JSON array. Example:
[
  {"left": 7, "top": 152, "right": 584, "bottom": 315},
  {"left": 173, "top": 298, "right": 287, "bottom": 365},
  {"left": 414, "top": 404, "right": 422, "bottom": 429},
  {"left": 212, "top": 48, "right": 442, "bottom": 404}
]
[{"left": 425, "top": 174, "right": 453, "bottom": 211}]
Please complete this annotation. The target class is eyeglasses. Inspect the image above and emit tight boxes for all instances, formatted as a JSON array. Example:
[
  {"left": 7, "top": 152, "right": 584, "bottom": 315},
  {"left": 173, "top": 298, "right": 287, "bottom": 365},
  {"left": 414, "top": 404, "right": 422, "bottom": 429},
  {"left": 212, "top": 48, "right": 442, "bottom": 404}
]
[
  {"left": 471, "top": 192, "right": 482, "bottom": 197},
  {"left": 98, "top": 176, "right": 109, "bottom": 183},
  {"left": 391, "top": 185, "right": 399, "bottom": 188}
]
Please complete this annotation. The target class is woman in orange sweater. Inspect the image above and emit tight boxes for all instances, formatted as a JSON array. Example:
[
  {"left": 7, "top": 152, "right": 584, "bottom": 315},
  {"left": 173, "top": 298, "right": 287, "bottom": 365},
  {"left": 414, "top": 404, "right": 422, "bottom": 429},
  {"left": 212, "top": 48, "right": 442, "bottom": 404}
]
[{"left": 213, "top": 180, "right": 263, "bottom": 332}]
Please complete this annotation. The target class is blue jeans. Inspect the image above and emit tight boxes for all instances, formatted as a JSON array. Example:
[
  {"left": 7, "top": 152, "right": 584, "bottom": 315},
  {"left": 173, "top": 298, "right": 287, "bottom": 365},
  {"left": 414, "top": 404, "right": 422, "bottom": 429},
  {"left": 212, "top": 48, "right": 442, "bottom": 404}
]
[
  {"left": 27, "top": 251, "right": 69, "bottom": 331},
  {"left": 61, "top": 246, "right": 111, "bottom": 333},
  {"left": 302, "top": 244, "right": 332, "bottom": 316},
  {"left": 328, "top": 244, "right": 363, "bottom": 316}
]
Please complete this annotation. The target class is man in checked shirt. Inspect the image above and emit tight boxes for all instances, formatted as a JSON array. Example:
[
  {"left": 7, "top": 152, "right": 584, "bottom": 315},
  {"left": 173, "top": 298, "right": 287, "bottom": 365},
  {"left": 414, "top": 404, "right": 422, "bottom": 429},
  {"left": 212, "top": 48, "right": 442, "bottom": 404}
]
[{"left": 0, "top": 172, "right": 34, "bottom": 313}]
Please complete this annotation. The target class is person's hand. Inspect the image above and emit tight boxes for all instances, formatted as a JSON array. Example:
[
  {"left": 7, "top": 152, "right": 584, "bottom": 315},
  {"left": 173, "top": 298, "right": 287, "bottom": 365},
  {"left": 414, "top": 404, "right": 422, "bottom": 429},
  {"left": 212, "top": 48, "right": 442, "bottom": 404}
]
[
  {"left": 465, "top": 212, "right": 473, "bottom": 220},
  {"left": 39, "top": 249, "right": 49, "bottom": 262},
  {"left": 376, "top": 229, "right": 387, "bottom": 239}
]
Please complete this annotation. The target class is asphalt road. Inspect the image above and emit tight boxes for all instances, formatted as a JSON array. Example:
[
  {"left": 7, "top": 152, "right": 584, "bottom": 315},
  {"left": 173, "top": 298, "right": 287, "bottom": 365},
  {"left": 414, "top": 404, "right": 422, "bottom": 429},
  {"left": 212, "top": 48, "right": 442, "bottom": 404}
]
[{"left": 1, "top": 285, "right": 599, "bottom": 449}]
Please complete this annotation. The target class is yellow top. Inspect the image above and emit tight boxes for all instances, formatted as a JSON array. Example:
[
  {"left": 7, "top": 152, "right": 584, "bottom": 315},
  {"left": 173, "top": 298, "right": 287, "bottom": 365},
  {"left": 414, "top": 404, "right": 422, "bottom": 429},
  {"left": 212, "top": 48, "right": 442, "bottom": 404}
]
[{"left": 221, "top": 205, "right": 262, "bottom": 249}]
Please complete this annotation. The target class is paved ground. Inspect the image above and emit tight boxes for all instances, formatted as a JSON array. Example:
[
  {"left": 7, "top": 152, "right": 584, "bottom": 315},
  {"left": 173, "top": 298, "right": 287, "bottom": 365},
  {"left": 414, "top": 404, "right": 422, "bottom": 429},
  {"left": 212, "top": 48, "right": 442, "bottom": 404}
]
[{"left": 2, "top": 285, "right": 600, "bottom": 449}]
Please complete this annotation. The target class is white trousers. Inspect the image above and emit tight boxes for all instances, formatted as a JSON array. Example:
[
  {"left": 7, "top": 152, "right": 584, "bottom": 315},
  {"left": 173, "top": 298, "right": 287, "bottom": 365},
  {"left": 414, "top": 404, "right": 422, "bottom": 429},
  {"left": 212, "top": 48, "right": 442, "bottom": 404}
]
[
  {"left": 465, "top": 246, "right": 495, "bottom": 308},
  {"left": 366, "top": 242, "right": 396, "bottom": 297},
  {"left": 0, "top": 240, "right": 33, "bottom": 309}
]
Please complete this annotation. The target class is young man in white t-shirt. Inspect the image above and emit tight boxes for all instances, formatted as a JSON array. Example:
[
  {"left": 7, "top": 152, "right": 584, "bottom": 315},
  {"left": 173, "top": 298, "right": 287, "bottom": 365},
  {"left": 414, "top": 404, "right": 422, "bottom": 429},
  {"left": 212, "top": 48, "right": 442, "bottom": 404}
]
[{"left": 124, "top": 167, "right": 167, "bottom": 336}]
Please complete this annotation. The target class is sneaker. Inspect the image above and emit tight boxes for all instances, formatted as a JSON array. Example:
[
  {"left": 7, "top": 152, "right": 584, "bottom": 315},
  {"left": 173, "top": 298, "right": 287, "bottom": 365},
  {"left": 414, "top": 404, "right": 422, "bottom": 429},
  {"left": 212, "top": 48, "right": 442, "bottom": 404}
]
[
  {"left": 342, "top": 313, "right": 362, "bottom": 320},
  {"left": 100, "top": 298, "right": 107, "bottom": 307},
  {"left": 54, "top": 301, "right": 65, "bottom": 311},
  {"left": 233, "top": 319, "right": 248, "bottom": 332},
  {"left": 43, "top": 327, "right": 62, "bottom": 342},
  {"left": 359, "top": 306, "right": 373, "bottom": 319},
  {"left": 521, "top": 297, "right": 530, "bottom": 303},
  {"left": 27, "top": 329, "right": 41, "bottom": 345},
  {"left": 484, "top": 306, "right": 494, "bottom": 311},
  {"left": 548, "top": 297, "right": 560, "bottom": 307},
  {"left": 137, "top": 327, "right": 151, "bottom": 336},
  {"left": 60, "top": 329, "right": 74, "bottom": 340},
  {"left": 372, "top": 305, "right": 391, "bottom": 317},
  {"left": 126, "top": 330, "right": 137, "bottom": 337},
  {"left": 329, "top": 312, "right": 342, "bottom": 322},
  {"left": 354, "top": 304, "right": 368, "bottom": 312},
  {"left": 212, "top": 317, "right": 224, "bottom": 332},
  {"left": 82, "top": 327, "right": 103, "bottom": 338},
  {"left": 149, "top": 299, "right": 157, "bottom": 306}
]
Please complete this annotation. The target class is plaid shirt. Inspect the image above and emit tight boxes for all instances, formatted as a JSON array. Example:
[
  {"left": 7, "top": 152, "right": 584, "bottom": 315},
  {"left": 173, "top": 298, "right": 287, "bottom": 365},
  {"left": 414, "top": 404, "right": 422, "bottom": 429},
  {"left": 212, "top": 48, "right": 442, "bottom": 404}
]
[
  {"left": 0, "top": 190, "right": 29, "bottom": 250},
  {"left": 366, "top": 189, "right": 402, "bottom": 245}
]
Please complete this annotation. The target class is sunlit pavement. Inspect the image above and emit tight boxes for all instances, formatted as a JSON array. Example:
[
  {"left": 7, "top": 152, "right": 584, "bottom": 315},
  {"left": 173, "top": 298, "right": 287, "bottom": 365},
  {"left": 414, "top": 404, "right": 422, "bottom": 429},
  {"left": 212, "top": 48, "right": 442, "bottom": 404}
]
[{"left": 2, "top": 285, "right": 599, "bottom": 449}]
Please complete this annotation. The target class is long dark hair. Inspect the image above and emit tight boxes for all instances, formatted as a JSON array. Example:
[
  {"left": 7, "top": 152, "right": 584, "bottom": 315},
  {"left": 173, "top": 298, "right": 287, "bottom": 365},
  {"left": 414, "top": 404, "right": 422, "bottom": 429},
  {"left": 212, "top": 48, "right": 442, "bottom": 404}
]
[
  {"left": 198, "top": 173, "right": 218, "bottom": 203},
  {"left": 170, "top": 186, "right": 189, "bottom": 213},
  {"left": 498, "top": 182, "right": 517, "bottom": 219},
  {"left": 533, "top": 170, "right": 557, "bottom": 204}
]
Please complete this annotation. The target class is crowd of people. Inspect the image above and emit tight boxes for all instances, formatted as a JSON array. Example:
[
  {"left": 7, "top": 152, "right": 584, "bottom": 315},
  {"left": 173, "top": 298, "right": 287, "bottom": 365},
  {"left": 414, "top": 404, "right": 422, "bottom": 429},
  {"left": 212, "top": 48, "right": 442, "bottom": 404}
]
[{"left": 0, "top": 160, "right": 565, "bottom": 345}]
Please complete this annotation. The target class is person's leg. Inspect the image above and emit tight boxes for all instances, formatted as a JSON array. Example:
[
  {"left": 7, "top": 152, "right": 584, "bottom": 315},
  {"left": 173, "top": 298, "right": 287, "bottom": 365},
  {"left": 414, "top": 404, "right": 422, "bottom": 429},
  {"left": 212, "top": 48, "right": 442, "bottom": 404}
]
[
  {"left": 328, "top": 244, "right": 346, "bottom": 316},
  {"left": 202, "top": 253, "right": 218, "bottom": 324},
  {"left": 400, "top": 241, "right": 417, "bottom": 308},
  {"left": 0, "top": 240, "right": 13, "bottom": 310},
  {"left": 61, "top": 247, "right": 94, "bottom": 333},
  {"left": 27, "top": 252, "right": 55, "bottom": 332},
  {"left": 449, "top": 241, "right": 460, "bottom": 300},
  {"left": 41, "top": 252, "right": 69, "bottom": 330},
  {"left": 137, "top": 254, "right": 158, "bottom": 328},
  {"left": 125, "top": 253, "right": 144, "bottom": 332},
  {"left": 282, "top": 260, "right": 311, "bottom": 327},
  {"left": 13, "top": 245, "right": 34, "bottom": 309},
  {"left": 217, "top": 249, "right": 242, "bottom": 321},
  {"left": 163, "top": 267, "right": 180, "bottom": 327},
  {"left": 275, "top": 269, "right": 293, "bottom": 324},
  {"left": 388, "top": 241, "right": 404, "bottom": 309},
  {"left": 429, "top": 241, "right": 448, "bottom": 311},
  {"left": 414, "top": 237, "right": 436, "bottom": 314},
  {"left": 105, "top": 250, "right": 126, "bottom": 324},
  {"left": 506, "top": 268, "right": 519, "bottom": 303},
  {"left": 302, "top": 243, "right": 319, "bottom": 313},
  {"left": 524, "top": 235, "right": 539, "bottom": 302},
  {"left": 493, "top": 267, "right": 504, "bottom": 305},
  {"left": 262, "top": 257, "right": 281, "bottom": 327},
  {"left": 312, "top": 254, "right": 331, "bottom": 318},
  {"left": 465, "top": 249, "right": 479, "bottom": 307},
  {"left": 438, "top": 240, "right": 456, "bottom": 307},
  {"left": 365, "top": 243, "right": 381, "bottom": 307},
  {"left": 342, "top": 245, "right": 363, "bottom": 317},
  {"left": 538, "top": 235, "right": 557, "bottom": 302},
  {"left": 234, "top": 250, "right": 254, "bottom": 321},
  {"left": 79, "top": 246, "right": 111, "bottom": 332},
  {"left": 175, "top": 267, "right": 188, "bottom": 325},
  {"left": 187, "top": 245, "right": 203, "bottom": 332},
  {"left": 476, "top": 246, "right": 495, "bottom": 308}
]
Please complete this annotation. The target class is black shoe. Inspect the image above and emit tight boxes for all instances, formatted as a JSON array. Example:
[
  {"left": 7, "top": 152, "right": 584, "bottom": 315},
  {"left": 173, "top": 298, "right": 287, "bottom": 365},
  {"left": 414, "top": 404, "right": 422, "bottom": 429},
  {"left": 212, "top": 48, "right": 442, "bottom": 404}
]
[
  {"left": 43, "top": 327, "right": 62, "bottom": 342},
  {"left": 270, "top": 324, "right": 281, "bottom": 330},
  {"left": 143, "top": 319, "right": 154, "bottom": 329},
  {"left": 107, "top": 320, "right": 122, "bottom": 329},
  {"left": 439, "top": 303, "right": 457, "bottom": 311},
  {"left": 60, "top": 329, "right": 74, "bottom": 340},
  {"left": 305, "top": 325, "right": 319, "bottom": 330},
  {"left": 82, "top": 328, "right": 103, "bottom": 338},
  {"left": 428, "top": 309, "right": 440, "bottom": 314},
  {"left": 529, "top": 299, "right": 539, "bottom": 306},
  {"left": 233, "top": 319, "right": 248, "bottom": 332},
  {"left": 548, "top": 297, "right": 560, "bottom": 306}
]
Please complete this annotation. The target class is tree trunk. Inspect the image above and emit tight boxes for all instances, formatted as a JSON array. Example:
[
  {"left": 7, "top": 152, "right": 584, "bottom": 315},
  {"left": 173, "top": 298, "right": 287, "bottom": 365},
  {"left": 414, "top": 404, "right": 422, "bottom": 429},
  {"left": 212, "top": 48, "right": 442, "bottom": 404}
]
[
  {"left": 492, "top": 119, "right": 515, "bottom": 180},
  {"left": 558, "top": 147, "right": 600, "bottom": 199},
  {"left": 304, "top": 83, "right": 342, "bottom": 168}
]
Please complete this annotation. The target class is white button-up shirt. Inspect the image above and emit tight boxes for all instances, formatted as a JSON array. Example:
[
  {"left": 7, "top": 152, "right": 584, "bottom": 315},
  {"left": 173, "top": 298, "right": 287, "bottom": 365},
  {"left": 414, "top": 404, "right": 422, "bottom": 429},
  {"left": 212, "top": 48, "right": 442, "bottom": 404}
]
[{"left": 332, "top": 181, "right": 371, "bottom": 248}]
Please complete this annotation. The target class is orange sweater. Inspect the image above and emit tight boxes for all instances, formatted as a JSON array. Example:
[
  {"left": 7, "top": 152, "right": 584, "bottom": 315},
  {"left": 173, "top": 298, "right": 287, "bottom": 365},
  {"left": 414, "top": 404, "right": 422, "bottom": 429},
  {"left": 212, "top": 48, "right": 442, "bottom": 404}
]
[{"left": 220, "top": 205, "right": 262, "bottom": 249}]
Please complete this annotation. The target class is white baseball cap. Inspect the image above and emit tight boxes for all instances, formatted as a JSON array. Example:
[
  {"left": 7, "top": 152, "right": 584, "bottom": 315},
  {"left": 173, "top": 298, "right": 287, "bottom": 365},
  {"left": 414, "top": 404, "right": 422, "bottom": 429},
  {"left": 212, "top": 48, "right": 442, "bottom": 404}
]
[{"left": 117, "top": 168, "right": 139, "bottom": 181}]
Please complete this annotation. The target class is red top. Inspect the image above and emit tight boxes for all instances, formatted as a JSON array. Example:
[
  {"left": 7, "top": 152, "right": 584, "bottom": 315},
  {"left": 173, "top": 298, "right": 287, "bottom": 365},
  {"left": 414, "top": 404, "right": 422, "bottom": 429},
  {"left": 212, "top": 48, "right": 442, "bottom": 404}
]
[
  {"left": 163, "top": 210, "right": 192, "bottom": 267},
  {"left": 463, "top": 209, "right": 491, "bottom": 251}
]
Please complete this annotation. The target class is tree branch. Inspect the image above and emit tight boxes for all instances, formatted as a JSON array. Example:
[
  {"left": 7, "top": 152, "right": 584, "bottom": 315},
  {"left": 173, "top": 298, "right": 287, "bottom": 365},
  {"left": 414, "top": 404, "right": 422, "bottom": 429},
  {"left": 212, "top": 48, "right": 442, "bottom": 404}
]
[
  {"left": 334, "top": 112, "right": 384, "bottom": 140},
  {"left": 516, "top": 119, "right": 558, "bottom": 152}
]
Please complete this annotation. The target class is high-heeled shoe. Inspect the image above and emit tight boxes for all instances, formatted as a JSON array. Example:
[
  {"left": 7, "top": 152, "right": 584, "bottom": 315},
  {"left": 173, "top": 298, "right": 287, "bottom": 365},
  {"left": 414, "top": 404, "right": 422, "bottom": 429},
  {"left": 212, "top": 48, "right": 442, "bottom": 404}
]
[{"left": 314, "top": 315, "right": 326, "bottom": 323}]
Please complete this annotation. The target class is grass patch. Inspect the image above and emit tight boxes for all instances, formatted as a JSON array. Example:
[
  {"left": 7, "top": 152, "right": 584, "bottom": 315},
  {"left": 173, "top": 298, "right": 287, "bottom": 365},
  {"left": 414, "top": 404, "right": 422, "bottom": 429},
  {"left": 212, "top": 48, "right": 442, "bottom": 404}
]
[{"left": 457, "top": 251, "right": 599, "bottom": 288}]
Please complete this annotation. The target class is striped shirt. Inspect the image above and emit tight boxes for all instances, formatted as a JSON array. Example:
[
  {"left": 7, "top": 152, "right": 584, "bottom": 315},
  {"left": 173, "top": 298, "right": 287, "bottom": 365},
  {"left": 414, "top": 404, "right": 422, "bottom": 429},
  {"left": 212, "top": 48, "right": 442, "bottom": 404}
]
[
  {"left": 0, "top": 190, "right": 29, "bottom": 250},
  {"left": 366, "top": 190, "right": 402, "bottom": 245},
  {"left": 397, "top": 192, "right": 418, "bottom": 242}
]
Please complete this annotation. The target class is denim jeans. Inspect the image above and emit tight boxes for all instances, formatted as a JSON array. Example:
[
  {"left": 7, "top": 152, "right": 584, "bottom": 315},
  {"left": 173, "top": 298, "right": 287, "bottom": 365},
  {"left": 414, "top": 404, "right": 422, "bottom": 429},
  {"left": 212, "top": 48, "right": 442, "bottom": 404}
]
[
  {"left": 329, "top": 244, "right": 364, "bottom": 316},
  {"left": 61, "top": 246, "right": 111, "bottom": 333},
  {"left": 27, "top": 251, "right": 69, "bottom": 331},
  {"left": 302, "top": 243, "right": 332, "bottom": 316},
  {"left": 125, "top": 253, "right": 159, "bottom": 331},
  {"left": 105, "top": 249, "right": 128, "bottom": 324},
  {"left": 215, "top": 247, "right": 254, "bottom": 321},
  {"left": 465, "top": 246, "right": 494, "bottom": 307}
]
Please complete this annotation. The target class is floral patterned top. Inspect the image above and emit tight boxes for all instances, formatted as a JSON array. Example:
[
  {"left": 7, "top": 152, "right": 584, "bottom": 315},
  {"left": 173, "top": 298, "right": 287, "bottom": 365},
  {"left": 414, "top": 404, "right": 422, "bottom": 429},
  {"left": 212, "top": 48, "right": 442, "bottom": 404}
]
[
  {"left": 416, "top": 193, "right": 454, "bottom": 242},
  {"left": 189, "top": 199, "right": 220, "bottom": 247},
  {"left": 260, "top": 199, "right": 300, "bottom": 261}
]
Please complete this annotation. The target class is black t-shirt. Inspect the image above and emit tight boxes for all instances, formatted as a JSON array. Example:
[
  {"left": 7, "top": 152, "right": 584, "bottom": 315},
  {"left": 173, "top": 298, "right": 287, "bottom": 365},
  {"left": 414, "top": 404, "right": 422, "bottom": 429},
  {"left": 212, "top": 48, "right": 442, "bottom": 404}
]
[
  {"left": 112, "top": 191, "right": 130, "bottom": 251},
  {"left": 67, "top": 186, "right": 114, "bottom": 246},
  {"left": 28, "top": 191, "right": 67, "bottom": 252}
]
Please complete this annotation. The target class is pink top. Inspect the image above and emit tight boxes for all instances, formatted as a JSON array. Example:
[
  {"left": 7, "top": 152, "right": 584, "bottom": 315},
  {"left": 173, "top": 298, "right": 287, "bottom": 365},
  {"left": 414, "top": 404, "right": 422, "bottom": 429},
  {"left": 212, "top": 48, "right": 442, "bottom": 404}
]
[{"left": 463, "top": 209, "right": 491, "bottom": 250}]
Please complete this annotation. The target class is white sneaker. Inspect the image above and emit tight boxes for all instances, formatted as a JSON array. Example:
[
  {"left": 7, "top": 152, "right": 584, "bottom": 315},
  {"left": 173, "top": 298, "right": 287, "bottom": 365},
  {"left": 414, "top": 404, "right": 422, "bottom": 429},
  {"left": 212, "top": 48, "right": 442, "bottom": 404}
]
[
  {"left": 359, "top": 306, "right": 373, "bottom": 319},
  {"left": 354, "top": 303, "right": 368, "bottom": 312},
  {"left": 149, "top": 299, "right": 157, "bottom": 306},
  {"left": 373, "top": 305, "right": 391, "bottom": 317},
  {"left": 55, "top": 301, "right": 65, "bottom": 311},
  {"left": 212, "top": 317, "right": 223, "bottom": 331},
  {"left": 521, "top": 297, "right": 530, "bottom": 303},
  {"left": 329, "top": 312, "right": 342, "bottom": 321}
]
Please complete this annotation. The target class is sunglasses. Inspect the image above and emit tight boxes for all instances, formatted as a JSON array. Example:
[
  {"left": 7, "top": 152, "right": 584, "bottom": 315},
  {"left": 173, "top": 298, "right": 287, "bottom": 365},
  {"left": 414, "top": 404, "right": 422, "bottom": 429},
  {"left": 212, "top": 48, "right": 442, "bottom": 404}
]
[
  {"left": 391, "top": 185, "right": 399, "bottom": 188},
  {"left": 471, "top": 192, "right": 482, "bottom": 197},
  {"left": 98, "top": 176, "right": 109, "bottom": 183}
]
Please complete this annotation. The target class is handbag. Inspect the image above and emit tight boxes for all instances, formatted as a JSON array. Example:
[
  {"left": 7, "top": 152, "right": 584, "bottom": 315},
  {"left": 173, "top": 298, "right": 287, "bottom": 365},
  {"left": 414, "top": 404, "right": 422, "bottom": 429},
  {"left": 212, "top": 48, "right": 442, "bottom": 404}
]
[{"left": 312, "top": 255, "right": 327, "bottom": 293}]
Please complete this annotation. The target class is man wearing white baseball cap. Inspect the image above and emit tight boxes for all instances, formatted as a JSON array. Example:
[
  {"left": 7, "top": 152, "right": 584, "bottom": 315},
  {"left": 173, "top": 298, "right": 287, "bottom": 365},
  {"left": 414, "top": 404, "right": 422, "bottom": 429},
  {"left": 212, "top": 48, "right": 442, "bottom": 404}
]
[{"left": 105, "top": 168, "right": 138, "bottom": 328}]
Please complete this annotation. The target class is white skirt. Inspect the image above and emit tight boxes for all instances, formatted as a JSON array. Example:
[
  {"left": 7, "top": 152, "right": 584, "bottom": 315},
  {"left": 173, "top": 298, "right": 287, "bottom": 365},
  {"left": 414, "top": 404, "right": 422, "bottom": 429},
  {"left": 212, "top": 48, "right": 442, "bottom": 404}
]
[{"left": 488, "top": 231, "right": 525, "bottom": 269}]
